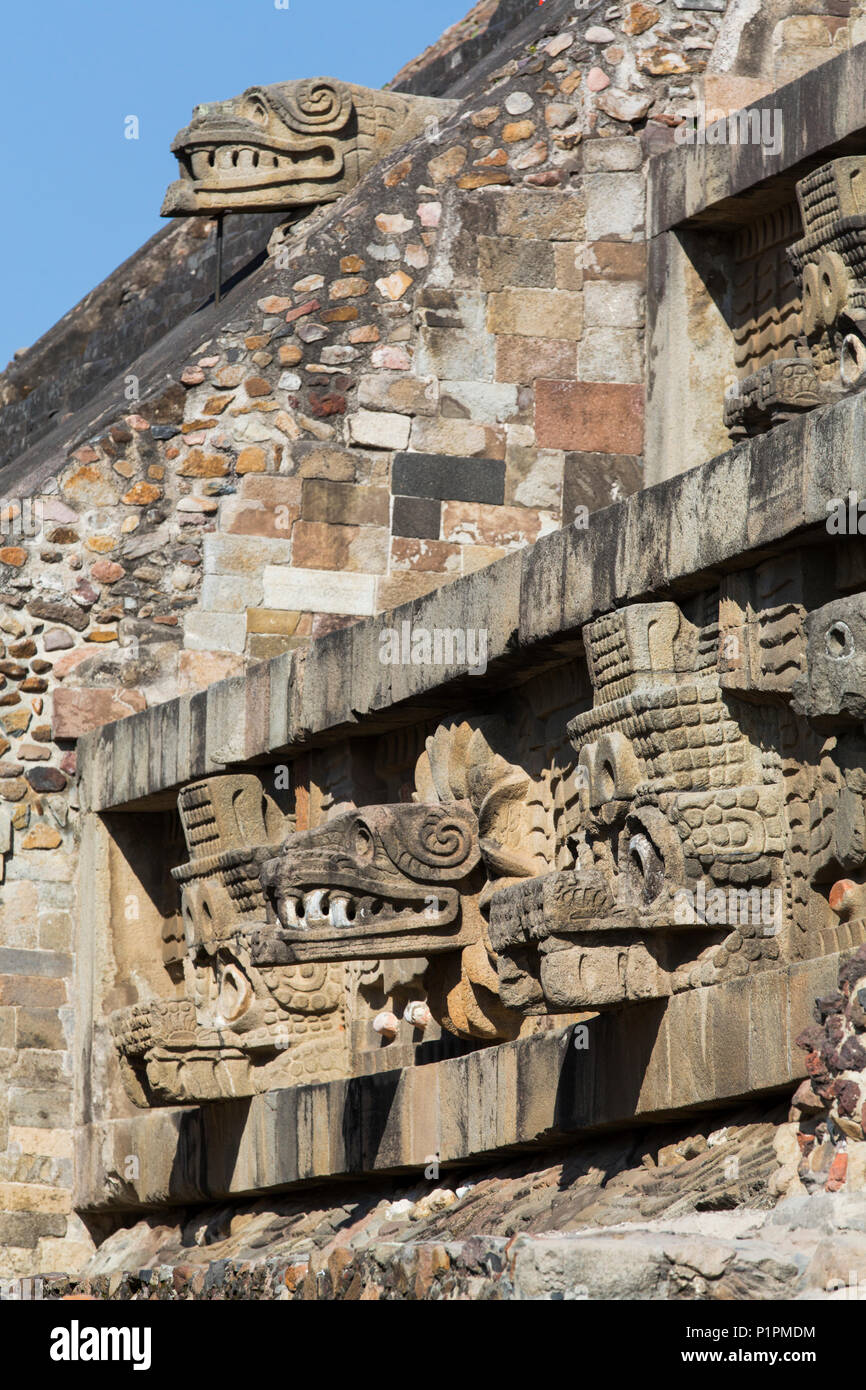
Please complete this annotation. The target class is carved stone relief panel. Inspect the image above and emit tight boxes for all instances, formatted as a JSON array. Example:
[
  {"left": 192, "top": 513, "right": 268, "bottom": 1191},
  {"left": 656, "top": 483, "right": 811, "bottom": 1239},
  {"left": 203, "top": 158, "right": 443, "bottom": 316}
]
[
  {"left": 256, "top": 718, "right": 556, "bottom": 1040},
  {"left": 490, "top": 598, "right": 789, "bottom": 1010},
  {"left": 724, "top": 203, "right": 822, "bottom": 439},
  {"left": 111, "top": 773, "right": 347, "bottom": 1106},
  {"left": 725, "top": 157, "right": 866, "bottom": 438},
  {"left": 110, "top": 574, "right": 866, "bottom": 1100},
  {"left": 161, "top": 79, "right": 454, "bottom": 216}
]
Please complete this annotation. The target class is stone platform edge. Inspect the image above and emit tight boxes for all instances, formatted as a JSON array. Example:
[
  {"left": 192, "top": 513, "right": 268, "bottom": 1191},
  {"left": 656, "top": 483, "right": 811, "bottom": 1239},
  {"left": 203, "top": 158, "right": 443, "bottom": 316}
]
[
  {"left": 78, "top": 391, "right": 866, "bottom": 813},
  {"left": 648, "top": 41, "right": 866, "bottom": 235},
  {"left": 74, "top": 953, "right": 839, "bottom": 1212}
]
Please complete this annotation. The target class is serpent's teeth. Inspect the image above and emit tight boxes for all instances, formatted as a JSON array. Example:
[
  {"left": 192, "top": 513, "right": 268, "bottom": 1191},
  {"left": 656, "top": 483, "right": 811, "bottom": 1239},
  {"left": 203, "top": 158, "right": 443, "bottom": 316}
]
[
  {"left": 280, "top": 896, "right": 298, "bottom": 927},
  {"left": 304, "top": 889, "right": 327, "bottom": 922},
  {"left": 330, "top": 896, "right": 351, "bottom": 928}
]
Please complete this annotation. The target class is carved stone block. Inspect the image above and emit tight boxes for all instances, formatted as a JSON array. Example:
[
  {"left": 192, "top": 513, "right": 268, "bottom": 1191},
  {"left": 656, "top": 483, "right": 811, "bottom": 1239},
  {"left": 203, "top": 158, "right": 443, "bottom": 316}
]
[
  {"left": 109, "top": 587, "right": 866, "bottom": 1094},
  {"left": 111, "top": 774, "right": 349, "bottom": 1106},
  {"left": 726, "top": 157, "right": 866, "bottom": 438},
  {"left": 161, "top": 79, "right": 455, "bottom": 216}
]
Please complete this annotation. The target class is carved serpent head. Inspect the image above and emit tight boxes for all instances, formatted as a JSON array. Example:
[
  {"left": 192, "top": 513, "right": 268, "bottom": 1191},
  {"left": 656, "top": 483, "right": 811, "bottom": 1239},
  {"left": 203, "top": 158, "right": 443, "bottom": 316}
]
[{"left": 161, "top": 77, "right": 453, "bottom": 215}]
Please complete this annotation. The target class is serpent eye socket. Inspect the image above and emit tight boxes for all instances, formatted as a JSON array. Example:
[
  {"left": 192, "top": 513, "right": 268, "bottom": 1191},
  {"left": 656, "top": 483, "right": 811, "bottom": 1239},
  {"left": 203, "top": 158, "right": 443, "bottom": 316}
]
[
  {"left": 353, "top": 820, "right": 374, "bottom": 860},
  {"left": 826, "top": 621, "right": 855, "bottom": 660},
  {"left": 241, "top": 95, "right": 269, "bottom": 126},
  {"left": 597, "top": 758, "right": 616, "bottom": 804}
]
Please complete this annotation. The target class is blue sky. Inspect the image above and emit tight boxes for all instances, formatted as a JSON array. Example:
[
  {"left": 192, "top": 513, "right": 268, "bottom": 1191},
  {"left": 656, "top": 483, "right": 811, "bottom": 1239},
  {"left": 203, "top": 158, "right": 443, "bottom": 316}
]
[{"left": 0, "top": 0, "right": 472, "bottom": 369}]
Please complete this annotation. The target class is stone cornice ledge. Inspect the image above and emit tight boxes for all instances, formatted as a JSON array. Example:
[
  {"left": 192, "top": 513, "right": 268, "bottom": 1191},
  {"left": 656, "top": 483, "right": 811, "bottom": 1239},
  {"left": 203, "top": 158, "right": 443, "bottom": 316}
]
[
  {"left": 78, "top": 392, "right": 866, "bottom": 812},
  {"left": 648, "top": 42, "right": 866, "bottom": 236},
  {"left": 75, "top": 954, "right": 837, "bottom": 1211}
]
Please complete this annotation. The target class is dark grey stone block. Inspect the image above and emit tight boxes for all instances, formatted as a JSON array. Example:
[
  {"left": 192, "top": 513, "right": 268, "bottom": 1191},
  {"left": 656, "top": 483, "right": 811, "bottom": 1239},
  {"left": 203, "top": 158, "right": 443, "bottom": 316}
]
[
  {"left": 392, "top": 452, "right": 505, "bottom": 504},
  {"left": 392, "top": 495, "right": 442, "bottom": 539}
]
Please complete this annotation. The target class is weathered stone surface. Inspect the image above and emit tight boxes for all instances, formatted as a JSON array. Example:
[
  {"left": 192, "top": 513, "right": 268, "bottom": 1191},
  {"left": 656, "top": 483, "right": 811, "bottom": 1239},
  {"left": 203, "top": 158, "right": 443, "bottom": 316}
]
[
  {"left": 162, "top": 80, "right": 454, "bottom": 215},
  {"left": 495, "top": 336, "right": 576, "bottom": 384},
  {"left": 53, "top": 689, "right": 147, "bottom": 739},
  {"left": 583, "top": 137, "right": 643, "bottom": 173},
  {"left": 329, "top": 277, "right": 370, "bottom": 300},
  {"left": 410, "top": 415, "right": 498, "bottom": 457},
  {"left": 16, "top": 1006, "right": 66, "bottom": 1048},
  {"left": 348, "top": 410, "right": 411, "bottom": 450},
  {"left": 76, "top": 953, "right": 837, "bottom": 1210},
  {"left": 563, "top": 451, "right": 643, "bottom": 517},
  {"left": 201, "top": 574, "right": 264, "bottom": 613},
  {"left": 535, "top": 381, "right": 644, "bottom": 453},
  {"left": 183, "top": 613, "right": 247, "bottom": 654},
  {"left": 2, "top": 710, "right": 32, "bottom": 736},
  {"left": 391, "top": 496, "right": 442, "bottom": 540},
  {"left": 502, "top": 120, "right": 535, "bottom": 144},
  {"left": 262, "top": 567, "right": 377, "bottom": 616},
  {"left": 487, "top": 289, "right": 582, "bottom": 340},
  {"left": 585, "top": 172, "right": 645, "bottom": 240},
  {"left": 623, "top": 3, "right": 661, "bottom": 36},
  {"left": 578, "top": 328, "right": 643, "bottom": 384},
  {"left": 6, "top": 0, "right": 866, "bottom": 1290},
  {"left": 178, "top": 651, "right": 246, "bottom": 694},
  {"left": 291, "top": 520, "right": 387, "bottom": 573},
  {"left": 26, "top": 598, "right": 89, "bottom": 633},
  {"left": 492, "top": 189, "right": 584, "bottom": 241},
  {"left": 61, "top": 466, "right": 119, "bottom": 509},
  {"left": 177, "top": 450, "right": 228, "bottom": 478},
  {"left": 292, "top": 444, "right": 356, "bottom": 481},
  {"left": 301, "top": 480, "right": 389, "bottom": 527},
  {"left": 21, "top": 825, "right": 63, "bottom": 849},
  {"left": 478, "top": 236, "right": 554, "bottom": 290},
  {"left": 392, "top": 453, "right": 505, "bottom": 504},
  {"left": 358, "top": 374, "right": 437, "bottom": 416},
  {"left": 203, "top": 534, "right": 293, "bottom": 576},
  {"left": 441, "top": 501, "right": 550, "bottom": 547},
  {"left": 596, "top": 90, "right": 653, "bottom": 125}
]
